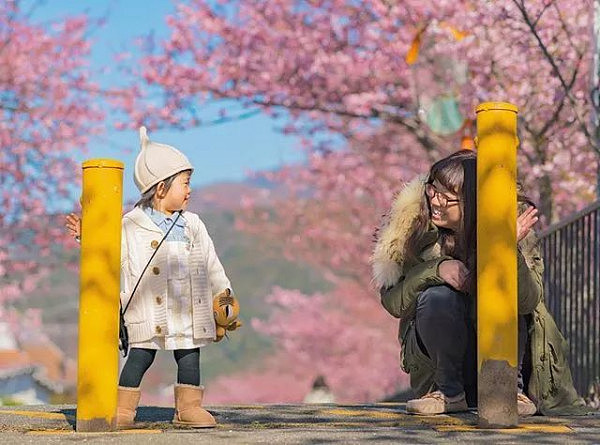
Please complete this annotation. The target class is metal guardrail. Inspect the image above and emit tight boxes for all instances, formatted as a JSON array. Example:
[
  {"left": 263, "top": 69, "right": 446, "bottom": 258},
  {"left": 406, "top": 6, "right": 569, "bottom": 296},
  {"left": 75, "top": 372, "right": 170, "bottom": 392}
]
[{"left": 539, "top": 200, "right": 600, "bottom": 397}]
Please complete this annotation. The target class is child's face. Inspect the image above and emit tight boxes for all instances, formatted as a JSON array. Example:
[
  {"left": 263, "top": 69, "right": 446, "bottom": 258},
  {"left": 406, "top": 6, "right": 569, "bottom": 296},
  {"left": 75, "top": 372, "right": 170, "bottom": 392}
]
[{"left": 162, "top": 171, "right": 192, "bottom": 212}]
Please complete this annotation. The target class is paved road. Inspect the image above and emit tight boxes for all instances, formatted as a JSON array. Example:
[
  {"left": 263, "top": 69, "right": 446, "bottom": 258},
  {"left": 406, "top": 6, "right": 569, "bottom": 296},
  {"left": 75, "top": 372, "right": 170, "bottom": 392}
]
[{"left": 1, "top": 403, "right": 599, "bottom": 444}]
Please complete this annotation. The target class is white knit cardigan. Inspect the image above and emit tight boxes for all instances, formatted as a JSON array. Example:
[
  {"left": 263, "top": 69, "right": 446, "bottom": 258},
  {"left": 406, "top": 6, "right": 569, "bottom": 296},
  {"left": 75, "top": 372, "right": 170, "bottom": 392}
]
[{"left": 120, "top": 207, "right": 231, "bottom": 343}]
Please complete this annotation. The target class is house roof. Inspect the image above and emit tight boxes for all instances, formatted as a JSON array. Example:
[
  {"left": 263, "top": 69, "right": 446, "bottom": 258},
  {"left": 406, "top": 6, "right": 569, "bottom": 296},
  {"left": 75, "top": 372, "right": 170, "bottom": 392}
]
[
  {"left": 0, "top": 350, "right": 31, "bottom": 372},
  {"left": 0, "top": 338, "right": 73, "bottom": 394}
]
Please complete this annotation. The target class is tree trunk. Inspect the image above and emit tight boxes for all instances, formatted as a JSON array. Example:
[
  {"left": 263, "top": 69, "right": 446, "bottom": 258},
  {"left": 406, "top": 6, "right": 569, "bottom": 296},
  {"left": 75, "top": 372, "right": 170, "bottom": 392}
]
[{"left": 538, "top": 172, "right": 553, "bottom": 225}]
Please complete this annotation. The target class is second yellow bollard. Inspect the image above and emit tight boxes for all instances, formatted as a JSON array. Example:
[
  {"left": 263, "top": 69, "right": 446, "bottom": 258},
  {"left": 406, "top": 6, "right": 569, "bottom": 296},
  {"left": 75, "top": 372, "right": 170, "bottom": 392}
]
[{"left": 476, "top": 102, "right": 519, "bottom": 428}]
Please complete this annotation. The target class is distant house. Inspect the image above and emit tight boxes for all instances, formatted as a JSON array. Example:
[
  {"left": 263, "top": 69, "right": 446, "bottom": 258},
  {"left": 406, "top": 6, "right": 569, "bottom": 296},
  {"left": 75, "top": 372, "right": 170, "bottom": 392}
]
[
  {"left": 0, "top": 363, "right": 55, "bottom": 405},
  {"left": 0, "top": 322, "right": 75, "bottom": 405}
]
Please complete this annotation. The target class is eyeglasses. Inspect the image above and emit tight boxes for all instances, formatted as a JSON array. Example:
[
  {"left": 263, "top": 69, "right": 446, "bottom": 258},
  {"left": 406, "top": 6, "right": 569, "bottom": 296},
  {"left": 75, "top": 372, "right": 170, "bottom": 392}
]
[{"left": 425, "top": 183, "right": 460, "bottom": 207}]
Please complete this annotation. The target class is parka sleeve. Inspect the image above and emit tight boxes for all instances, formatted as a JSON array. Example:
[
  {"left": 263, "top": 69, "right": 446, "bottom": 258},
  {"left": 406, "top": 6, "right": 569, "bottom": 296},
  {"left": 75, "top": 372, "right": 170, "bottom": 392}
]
[
  {"left": 517, "top": 230, "right": 544, "bottom": 314},
  {"left": 380, "top": 257, "right": 449, "bottom": 319}
]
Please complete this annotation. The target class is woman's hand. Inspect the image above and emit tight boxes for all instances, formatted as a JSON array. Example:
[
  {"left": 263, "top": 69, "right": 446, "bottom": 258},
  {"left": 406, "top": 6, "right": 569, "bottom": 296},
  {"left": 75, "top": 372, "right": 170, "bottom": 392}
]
[
  {"left": 438, "top": 259, "right": 469, "bottom": 292},
  {"left": 65, "top": 213, "right": 81, "bottom": 240},
  {"left": 517, "top": 206, "right": 538, "bottom": 243}
]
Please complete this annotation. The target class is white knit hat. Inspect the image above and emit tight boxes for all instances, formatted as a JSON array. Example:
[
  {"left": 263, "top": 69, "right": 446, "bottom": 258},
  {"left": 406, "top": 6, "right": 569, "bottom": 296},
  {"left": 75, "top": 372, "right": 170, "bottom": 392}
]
[{"left": 134, "top": 126, "right": 194, "bottom": 193}]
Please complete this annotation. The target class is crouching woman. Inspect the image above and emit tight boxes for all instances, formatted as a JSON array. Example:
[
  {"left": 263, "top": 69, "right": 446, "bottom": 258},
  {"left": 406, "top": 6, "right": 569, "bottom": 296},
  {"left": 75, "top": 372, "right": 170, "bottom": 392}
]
[{"left": 372, "top": 150, "right": 585, "bottom": 416}]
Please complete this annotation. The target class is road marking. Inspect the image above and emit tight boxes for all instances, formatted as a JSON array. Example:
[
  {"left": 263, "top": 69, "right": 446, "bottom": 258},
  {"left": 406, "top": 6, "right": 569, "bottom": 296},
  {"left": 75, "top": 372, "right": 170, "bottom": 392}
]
[
  {"left": 26, "top": 429, "right": 162, "bottom": 435},
  {"left": 435, "top": 424, "right": 572, "bottom": 433},
  {"left": 320, "top": 408, "right": 466, "bottom": 425},
  {"left": 321, "top": 408, "right": 406, "bottom": 419},
  {"left": 1, "top": 410, "right": 72, "bottom": 420}
]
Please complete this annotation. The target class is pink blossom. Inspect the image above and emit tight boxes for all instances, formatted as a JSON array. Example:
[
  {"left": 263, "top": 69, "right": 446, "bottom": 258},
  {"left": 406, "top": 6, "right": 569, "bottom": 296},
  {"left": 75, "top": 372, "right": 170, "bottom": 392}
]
[{"left": 1, "top": 3, "right": 103, "bottom": 329}]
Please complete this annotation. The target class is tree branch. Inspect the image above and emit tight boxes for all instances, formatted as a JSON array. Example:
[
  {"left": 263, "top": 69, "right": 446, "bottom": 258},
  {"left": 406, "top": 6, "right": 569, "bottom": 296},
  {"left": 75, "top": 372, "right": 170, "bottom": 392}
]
[
  {"left": 532, "top": 0, "right": 555, "bottom": 28},
  {"left": 511, "top": 0, "right": 598, "bottom": 153},
  {"left": 537, "top": 50, "right": 583, "bottom": 138}
]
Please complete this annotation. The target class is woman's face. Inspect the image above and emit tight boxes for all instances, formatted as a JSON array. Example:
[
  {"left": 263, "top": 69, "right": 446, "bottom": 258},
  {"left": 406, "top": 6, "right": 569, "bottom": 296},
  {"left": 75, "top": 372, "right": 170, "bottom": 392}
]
[{"left": 426, "top": 179, "right": 462, "bottom": 232}]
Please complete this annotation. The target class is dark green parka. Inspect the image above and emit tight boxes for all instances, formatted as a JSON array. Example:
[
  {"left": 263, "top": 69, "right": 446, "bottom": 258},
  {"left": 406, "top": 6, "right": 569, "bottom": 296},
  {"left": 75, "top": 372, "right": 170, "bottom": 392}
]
[{"left": 371, "top": 176, "right": 585, "bottom": 415}]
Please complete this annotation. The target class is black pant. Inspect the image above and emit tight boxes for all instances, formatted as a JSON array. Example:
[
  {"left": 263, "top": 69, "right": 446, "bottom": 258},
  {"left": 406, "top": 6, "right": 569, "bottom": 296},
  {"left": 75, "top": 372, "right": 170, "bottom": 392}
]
[
  {"left": 119, "top": 348, "right": 201, "bottom": 388},
  {"left": 415, "top": 285, "right": 528, "bottom": 402}
]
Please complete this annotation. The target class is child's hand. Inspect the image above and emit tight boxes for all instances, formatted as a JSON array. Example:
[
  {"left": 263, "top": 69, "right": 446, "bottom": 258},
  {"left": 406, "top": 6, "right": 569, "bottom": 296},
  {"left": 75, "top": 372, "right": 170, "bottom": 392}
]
[{"left": 65, "top": 213, "right": 81, "bottom": 240}]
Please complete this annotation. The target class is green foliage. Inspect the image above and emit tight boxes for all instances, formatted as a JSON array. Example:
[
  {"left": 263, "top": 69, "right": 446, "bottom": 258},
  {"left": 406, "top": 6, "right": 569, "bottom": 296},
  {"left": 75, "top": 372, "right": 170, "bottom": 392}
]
[{"left": 0, "top": 397, "right": 20, "bottom": 406}]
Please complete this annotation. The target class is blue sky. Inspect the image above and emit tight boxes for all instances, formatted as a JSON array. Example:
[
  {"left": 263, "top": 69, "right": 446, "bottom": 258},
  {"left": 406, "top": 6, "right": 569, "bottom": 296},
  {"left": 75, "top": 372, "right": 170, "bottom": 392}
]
[{"left": 28, "top": 0, "right": 304, "bottom": 203}]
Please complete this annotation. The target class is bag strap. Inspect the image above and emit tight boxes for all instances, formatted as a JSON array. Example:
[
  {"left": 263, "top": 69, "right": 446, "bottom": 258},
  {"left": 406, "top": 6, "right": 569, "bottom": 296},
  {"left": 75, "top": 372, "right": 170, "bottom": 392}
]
[{"left": 122, "top": 210, "right": 182, "bottom": 315}]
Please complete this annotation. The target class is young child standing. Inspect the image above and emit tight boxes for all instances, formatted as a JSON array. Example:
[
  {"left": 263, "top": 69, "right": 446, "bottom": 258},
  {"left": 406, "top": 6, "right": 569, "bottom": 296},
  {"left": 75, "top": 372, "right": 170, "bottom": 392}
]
[{"left": 66, "top": 127, "right": 233, "bottom": 428}]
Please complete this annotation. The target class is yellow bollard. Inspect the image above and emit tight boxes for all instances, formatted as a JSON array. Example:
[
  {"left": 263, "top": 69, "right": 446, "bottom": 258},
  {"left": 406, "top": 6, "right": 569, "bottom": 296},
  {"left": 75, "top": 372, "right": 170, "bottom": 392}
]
[
  {"left": 77, "top": 159, "right": 123, "bottom": 432},
  {"left": 476, "top": 102, "right": 519, "bottom": 428}
]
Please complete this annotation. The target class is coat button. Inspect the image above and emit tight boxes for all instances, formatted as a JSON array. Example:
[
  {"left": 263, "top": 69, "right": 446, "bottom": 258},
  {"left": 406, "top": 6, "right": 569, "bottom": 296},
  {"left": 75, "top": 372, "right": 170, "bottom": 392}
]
[
  {"left": 156, "top": 296, "right": 162, "bottom": 304},
  {"left": 540, "top": 353, "right": 546, "bottom": 361},
  {"left": 152, "top": 266, "right": 160, "bottom": 275},
  {"left": 155, "top": 325, "right": 162, "bottom": 334},
  {"left": 151, "top": 240, "right": 159, "bottom": 249},
  {"left": 203, "top": 327, "right": 207, "bottom": 333}
]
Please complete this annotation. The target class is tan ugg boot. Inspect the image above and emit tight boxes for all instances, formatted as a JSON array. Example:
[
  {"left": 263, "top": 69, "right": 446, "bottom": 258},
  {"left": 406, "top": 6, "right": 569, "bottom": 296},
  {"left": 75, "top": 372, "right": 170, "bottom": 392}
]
[
  {"left": 116, "top": 386, "right": 141, "bottom": 428},
  {"left": 173, "top": 384, "right": 217, "bottom": 428}
]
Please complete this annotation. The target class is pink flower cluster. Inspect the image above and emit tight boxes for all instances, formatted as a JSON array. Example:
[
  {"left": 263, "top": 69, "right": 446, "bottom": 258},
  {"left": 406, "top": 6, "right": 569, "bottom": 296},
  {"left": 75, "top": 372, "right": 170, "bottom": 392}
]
[{"left": 1, "top": 4, "right": 103, "bottom": 319}]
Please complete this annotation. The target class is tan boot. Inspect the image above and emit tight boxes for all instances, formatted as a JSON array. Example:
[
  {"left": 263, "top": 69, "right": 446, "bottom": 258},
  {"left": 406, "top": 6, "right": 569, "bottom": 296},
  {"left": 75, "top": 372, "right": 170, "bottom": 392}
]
[
  {"left": 116, "top": 386, "right": 141, "bottom": 428},
  {"left": 173, "top": 384, "right": 217, "bottom": 428}
]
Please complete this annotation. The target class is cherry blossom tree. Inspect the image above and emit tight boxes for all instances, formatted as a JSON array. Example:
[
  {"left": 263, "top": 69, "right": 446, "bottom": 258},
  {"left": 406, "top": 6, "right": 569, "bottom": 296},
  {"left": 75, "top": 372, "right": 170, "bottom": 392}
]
[
  {"left": 126, "top": 0, "right": 598, "bottom": 220},
  {"left": 212, "top": 130, "right": 423, "bottom": 402},
  {"left": 124, "top": 0, "right": 598, "bottom": 401},
  {"left": 1, "top": 2, "right": 104, "bottom": 327}
]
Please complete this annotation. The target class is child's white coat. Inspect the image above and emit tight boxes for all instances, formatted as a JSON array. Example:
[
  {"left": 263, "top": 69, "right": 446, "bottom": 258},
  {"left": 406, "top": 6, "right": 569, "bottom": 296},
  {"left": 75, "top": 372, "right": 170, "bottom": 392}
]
[{"left": 120, "top": 207, "right": 231, "bottom": 347}]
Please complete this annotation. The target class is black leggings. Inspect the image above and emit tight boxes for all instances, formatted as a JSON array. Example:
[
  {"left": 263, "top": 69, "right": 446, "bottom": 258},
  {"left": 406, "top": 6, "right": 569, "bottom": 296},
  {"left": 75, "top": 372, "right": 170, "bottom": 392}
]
[
  {"left": 415, "top": 285, "right": 529, "bottom": 402},
  {"left": 119, "top": 348, "right": 200, "bottom": 388}
]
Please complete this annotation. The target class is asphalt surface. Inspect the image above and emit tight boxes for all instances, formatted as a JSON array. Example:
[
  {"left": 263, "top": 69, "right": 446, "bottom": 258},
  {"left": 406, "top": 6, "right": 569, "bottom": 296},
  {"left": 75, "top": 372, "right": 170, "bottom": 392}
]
[{"left": 0, "top": 403, "right": 599, "bottom": 444}]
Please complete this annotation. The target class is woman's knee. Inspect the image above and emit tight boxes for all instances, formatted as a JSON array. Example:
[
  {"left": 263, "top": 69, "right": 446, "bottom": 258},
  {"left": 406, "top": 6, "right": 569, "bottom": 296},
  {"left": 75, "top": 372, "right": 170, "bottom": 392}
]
[{"left": 417, "top": 285, "right": 466, "bottom": 318}]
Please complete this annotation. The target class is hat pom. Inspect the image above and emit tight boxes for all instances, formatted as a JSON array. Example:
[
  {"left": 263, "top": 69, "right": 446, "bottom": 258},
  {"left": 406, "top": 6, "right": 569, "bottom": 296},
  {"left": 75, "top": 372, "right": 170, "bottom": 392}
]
[{"left": 139, "top": 126, "right": 150, "bottom": 150}]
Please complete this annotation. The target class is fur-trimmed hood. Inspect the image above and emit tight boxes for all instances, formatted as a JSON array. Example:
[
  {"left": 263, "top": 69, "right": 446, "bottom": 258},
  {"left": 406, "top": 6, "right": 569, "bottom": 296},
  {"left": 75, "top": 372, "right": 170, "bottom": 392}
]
[
  {"left": 371, "top": 175, "right": 428, "bottom": 289},
  {"left": 371, "top": 175, "right": 541, "bottom": 290}
]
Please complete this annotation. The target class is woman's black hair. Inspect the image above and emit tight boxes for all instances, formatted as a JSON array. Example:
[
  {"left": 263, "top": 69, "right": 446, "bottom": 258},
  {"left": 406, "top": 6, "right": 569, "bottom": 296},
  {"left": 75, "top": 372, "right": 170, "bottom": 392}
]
[
  {"left": 461, "top": 155, "right": 477, "bottom": 295},
  {"left": 405, "top": 149, "right": 537, "bottom": 296},
  {"left": 429, "top": 150, "right": 477, "bottom": 263}
]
